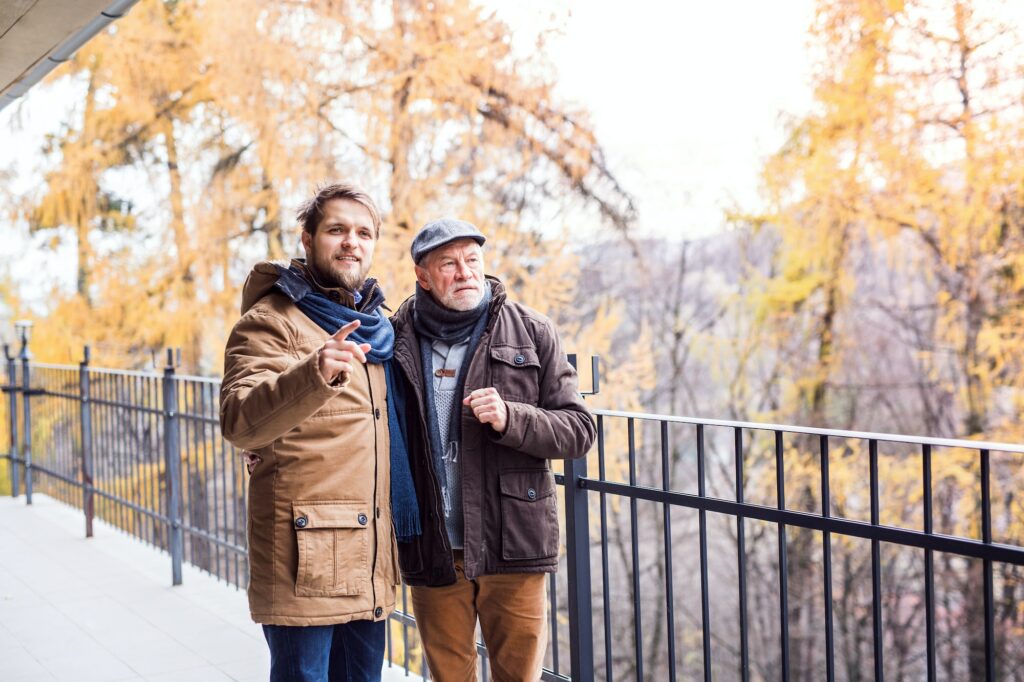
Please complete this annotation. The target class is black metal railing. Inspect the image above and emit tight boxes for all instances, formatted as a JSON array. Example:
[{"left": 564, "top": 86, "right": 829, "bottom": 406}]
[{"left": 4, "top": 341, "right": 1024, "bottom": 680}]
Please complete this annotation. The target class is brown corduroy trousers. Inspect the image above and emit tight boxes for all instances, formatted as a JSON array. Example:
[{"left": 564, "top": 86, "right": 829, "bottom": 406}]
[{"left": 410, "top": 552, "right": 548, "bottom": 681}]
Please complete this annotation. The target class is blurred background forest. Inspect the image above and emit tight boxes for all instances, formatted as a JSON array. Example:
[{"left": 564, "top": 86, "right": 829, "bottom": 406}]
[
  {"left": 4, "top": 0, "right": 1024, "bottom": 678},
  {"left": 1, "top": 0, "right": 1022, "bottom": 445}
]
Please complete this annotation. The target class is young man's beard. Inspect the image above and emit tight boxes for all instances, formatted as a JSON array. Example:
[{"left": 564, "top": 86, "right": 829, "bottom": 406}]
[{"left": 309, "top": 248, "right": 366, "bottom": 292}]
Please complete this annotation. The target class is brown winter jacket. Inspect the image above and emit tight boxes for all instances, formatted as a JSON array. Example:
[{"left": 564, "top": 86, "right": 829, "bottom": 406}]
[
  {"left": 220, "top": 260, "right": 398, "bottom": 626},
  {"left": 391, "top": 276, "right": 596, "bottom": 586}
]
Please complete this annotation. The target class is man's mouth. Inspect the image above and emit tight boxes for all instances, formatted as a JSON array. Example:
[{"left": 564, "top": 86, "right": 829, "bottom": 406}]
[{"left": 334, "top": 255, "right": 359, "bottom": 264}]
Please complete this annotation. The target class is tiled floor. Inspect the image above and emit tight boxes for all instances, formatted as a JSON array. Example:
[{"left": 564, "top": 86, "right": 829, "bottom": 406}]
[{"left": 0, "top": 495, "right": 417, "bottom": 681}]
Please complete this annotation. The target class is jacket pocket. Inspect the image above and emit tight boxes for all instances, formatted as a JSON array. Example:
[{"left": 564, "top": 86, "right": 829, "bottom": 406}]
[
  {"left": 293, "top": 500, "right": 371, "bottom": 597},
  {"left": 489, "top": 346, "right": 541, "bottom": 404},
  {"left": 499, "top": 469, "right": 558, "bottom": 561}
]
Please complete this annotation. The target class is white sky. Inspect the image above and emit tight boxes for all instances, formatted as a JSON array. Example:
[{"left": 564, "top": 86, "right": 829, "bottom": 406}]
[
  {"left": 493, "top": 0, "right": 816, "bottom": 237},
  {"left": 0, "top": 0, "right": 816, "bottom": 308}
]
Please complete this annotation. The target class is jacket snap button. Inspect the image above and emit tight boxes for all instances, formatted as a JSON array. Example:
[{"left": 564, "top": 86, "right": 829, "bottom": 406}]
[
  {"left": 527, "top": 487, "right": 537, "bottom": 500},
  {"left": 358, "top": 513, "right": 368, "bottom": 525},
  {"left": 514, "top": 354, "right": 525, "bottom": 365},
  {"left": 374, "top": 607, "right": 383, "bottom": 618},
  {"left": 375, "top": 408, "right": 381, "bottom": 419},
  {"left": 294, "top": 516, "right": 308, "bottom": 529}
]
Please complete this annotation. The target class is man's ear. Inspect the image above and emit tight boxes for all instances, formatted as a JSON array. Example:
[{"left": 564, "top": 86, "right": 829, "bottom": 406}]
[
  {"left": 300, "top": 230, "right": 312, "bottom": 255},
  {"left": 414, "top": 265, "right": 431, "bottom": 291}
]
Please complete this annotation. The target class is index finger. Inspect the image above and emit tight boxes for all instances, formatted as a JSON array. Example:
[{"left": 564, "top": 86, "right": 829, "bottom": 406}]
[
  {"left": 332, "top": 319, "right": 361, "bottom": 341},
  {"left": 463, "top": 387, "right": 498, "bottom": 403}
]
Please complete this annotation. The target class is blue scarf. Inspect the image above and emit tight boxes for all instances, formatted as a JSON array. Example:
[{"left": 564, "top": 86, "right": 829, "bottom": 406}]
[{"left": 274, "top": 264, "right": 421, "bottom": 541}]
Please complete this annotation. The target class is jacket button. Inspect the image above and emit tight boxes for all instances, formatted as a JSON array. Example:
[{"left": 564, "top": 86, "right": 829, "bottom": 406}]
[
  {"left": 514, "top": 354, "right": 526, "bottom": 365},
  {"left": 294, "top": 516, "right": 308, "bottom": 529},
  {"left": 527, "top": 487, "right": 537, "bottom": 500},
  {"left": 374, "top": 408, "right": 381, "bottom": 419},
  {"left": 374, "top": 607, "right": 383, "bottom": 618},
  {"left": 358, "top": 513, "right": 368, "bottom": 525}
]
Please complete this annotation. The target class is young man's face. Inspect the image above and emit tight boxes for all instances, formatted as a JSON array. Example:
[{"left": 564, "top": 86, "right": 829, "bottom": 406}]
[
  {"left": 415, "top": 239, "right": 486, "bottom": 311},
  {"left": 301, "top": 198, "right": 377, "bottom": 291}
]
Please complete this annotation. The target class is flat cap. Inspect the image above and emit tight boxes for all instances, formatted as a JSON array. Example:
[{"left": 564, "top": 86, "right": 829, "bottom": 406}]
[{"left": 410, "top": 218, "right": 486, "bottom": 264}]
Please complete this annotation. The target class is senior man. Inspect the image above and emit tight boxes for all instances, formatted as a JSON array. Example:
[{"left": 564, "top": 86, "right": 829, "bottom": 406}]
[{"left": 390, "top": 219, "right": 596, "bottom": 681}]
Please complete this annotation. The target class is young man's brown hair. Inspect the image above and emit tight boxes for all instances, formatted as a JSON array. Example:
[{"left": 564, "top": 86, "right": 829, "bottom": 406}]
[{"left": 295, "top": 183, "right": 382, "bottom": 237}]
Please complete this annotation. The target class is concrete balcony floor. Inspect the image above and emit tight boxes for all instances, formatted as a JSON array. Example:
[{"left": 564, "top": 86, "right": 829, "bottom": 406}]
[{"left": 0, "top": 495, "right": 414, "bottom": 681}]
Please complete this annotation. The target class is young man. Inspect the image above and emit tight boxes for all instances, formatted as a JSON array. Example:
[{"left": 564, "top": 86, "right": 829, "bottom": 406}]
[
  {"left": 390, "top": 218, "right": 596, "bottom": 681},
  {"left": 220, "top": 183, "right": 418, "bottom": 681}
]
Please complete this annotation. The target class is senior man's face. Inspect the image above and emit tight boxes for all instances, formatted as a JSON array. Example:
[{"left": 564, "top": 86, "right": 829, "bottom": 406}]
[{"left": 415, "top": 239, "right": 486, "bottom": 311}]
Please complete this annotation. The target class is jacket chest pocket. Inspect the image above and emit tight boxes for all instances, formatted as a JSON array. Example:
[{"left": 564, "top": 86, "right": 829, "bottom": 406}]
[
  {"left": 489, "top": 346, "right": 540, "bottom": 405},
  {"left": 292, "top": 500, "right": 370, "bottom": 597},
  {"left": 498, "top": 469, "right": 558, "bottom": 561}
]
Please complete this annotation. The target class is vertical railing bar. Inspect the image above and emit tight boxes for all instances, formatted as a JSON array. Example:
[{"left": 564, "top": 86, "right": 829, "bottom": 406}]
[
  {"left": 401, "top": 583, "right": 409, "bottom": 674},
  {"left": 922, "top": 443, "right": 936, "bottom": 682},
  {"left": 113, "top": 374, "right": 122, "bottom": 525},
  {"left": 119, "top": 374, "right": 130, "bottom": 533},
  {"left": 5, "top": 346, "right": 20, "bottom": 497},
  {"left": 80, "top": 350, "right": 94, "bottom": 538},
  {"left": 564, "top": 446, "right": 593, "bottom": 679},
  {"left": 820, "top": 435, "right": 835, "bottom": 682},
  {"left": 697, "top": 423, "right": 712, "bottom": 682},
  {"left": 775, "top": 430, "right": 790, "bottom": 681},
  {"left": 94, "top": 374, "right": 105, "bottom": 524},
  {"left": 163, "top": 349, "right": 183, "bottom": 585},
  {"left": 225, "top": 398, "right": 240, "bottom": 586},
  {"left": 981, "top": 448, "right": 995, "bottom": 682},
  {"left": 215, "top": 383, "right": 229, "bottom": 583},
  {"left": 627, "top": 418, "right": 643, "bottom": 681},
  {"left": 598, "top": 414, "right": 612, "bottom": 682},
  {"left": 870, "top": 439, "right": 884, "bottom": 682},
  {"left": 129, "top": 372, "right": 140, "bottom": 539},
  {"left": 21, "top": 343, "right": 33, "bottom": 504},
  {"left": 201, "top": 381, "right": 220, "bottom": 579},
  {"left": 548, "top": 571, "right": 559, "bottom": 673},
  {"left": 148, "top": 376, "right": 159, "bottom": 548},
  {"left": 661, "top": 420, "right": 677, "bottom": 682},
  {"left": 185, "top": 378, "right": 197, "bottom": 567},
  {"left": 734, "top": 427, "right": 749, "bottom": 682}
]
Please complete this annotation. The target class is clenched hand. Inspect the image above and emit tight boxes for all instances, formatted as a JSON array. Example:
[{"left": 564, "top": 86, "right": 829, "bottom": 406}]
[{"left": 463, "top": 387, "right": 508, "bottom": 433}]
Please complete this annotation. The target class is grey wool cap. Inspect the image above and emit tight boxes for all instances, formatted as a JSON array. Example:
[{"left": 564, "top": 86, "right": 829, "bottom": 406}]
[{"left": 410, "top": 218, "right": 486, "bottom": 263}]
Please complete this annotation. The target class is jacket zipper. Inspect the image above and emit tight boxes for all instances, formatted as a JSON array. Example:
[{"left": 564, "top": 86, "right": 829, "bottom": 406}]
[
  {"left": 468, "top": 330, "right": 492, "bottom": 576},
  {"left": 364, "top": 363, "right": 379, "bottom": 614},
  {"left": 394, "top": 352, "right": 452, "bottom": 561}
]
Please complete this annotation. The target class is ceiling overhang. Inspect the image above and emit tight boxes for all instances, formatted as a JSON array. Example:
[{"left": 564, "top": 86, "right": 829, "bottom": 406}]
[{"left": 0, "top": 0, "right": 139, "bottom": 113}]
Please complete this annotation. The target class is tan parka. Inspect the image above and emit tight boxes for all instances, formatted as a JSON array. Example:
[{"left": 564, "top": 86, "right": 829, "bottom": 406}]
[{"left": 220, "top": 261, "right": 398, "bottom": 626}]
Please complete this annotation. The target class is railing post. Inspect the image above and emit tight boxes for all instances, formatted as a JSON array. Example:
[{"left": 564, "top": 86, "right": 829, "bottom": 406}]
[
  {"left": 4, "top": 344, "right": 18, "bottom": 498},
  {"left": 564, "top": 455, "right": 594, "bottom": 682},
  {"left": 162, "top": 348, "right": 183, "bottom": 586},
  {"left": 80, "top": 346, "right": 95, "bottom": 537},
  {"left": 18, "top": 323, "right": 33, "bottom": 505},
  {"left": 564, "top": 353, "right": 595, "bottom": 681}
]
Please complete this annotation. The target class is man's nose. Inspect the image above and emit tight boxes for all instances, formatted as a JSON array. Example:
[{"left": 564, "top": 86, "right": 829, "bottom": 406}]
[
  {"left": 340, "top": 230, "right": 357, "bottom": 249},
  {"left": 454, "top": 261, "right": 471, "bottom": 279}
]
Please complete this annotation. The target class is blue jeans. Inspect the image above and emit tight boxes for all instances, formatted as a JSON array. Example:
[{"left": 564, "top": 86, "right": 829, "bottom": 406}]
[{"left": 262, "top": 620, "right": 386, "bottom": 682}]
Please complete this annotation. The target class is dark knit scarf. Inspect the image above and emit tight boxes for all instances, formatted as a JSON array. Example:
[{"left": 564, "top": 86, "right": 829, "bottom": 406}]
[
  {"left": 412, "top": 282, "right": 491, "bottom": 516},
  {"left": 274, "top": 263, "right": 421, "bottom": 541}
]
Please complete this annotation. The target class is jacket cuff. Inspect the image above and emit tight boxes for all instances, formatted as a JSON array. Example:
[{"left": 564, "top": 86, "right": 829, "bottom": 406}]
[
  {"left": 491, "top": 400, "right": 529, "bottom": 450},
  {"left": 307, "top": 349, "right": 351, "bottom": 394}
]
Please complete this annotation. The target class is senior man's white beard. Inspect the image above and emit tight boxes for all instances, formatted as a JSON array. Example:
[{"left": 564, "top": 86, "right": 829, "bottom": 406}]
[{"left": 438, "top": 283, "right": 484, "bottom": 311}]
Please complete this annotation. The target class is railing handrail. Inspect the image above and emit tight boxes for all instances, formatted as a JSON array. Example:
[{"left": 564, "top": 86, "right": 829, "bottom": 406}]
[
  {"left": 23, "top": 363, "right": 1024, "bottom": 453},
  {"left": 591, "top": 407, "right": 1024, "bottom": 454}
]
